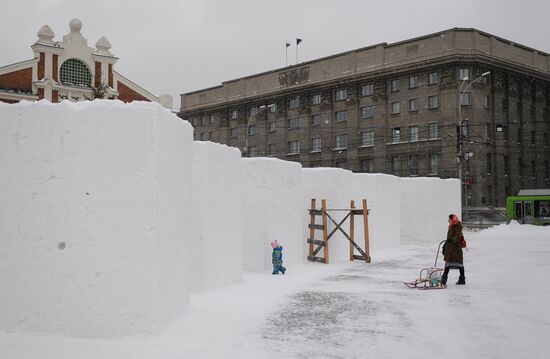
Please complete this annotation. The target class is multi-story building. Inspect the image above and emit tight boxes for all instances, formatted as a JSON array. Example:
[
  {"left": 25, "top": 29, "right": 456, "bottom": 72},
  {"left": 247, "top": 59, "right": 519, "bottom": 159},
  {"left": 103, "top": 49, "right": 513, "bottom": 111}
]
[
  {"left": 0, "top": 18, "right": 171, "bottom": 108},
  {"left": 179, "top": 28, "right": 550, "bottom": 210}
]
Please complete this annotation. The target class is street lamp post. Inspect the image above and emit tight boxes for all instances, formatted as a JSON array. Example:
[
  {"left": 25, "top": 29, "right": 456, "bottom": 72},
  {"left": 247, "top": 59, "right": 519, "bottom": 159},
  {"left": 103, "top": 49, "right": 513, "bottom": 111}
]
[
  {"left": 458, "top": 71, "right": 490, "bottom": 220},
  {"left": 244, "top": 104, "right": 274, "bottom": 157}
]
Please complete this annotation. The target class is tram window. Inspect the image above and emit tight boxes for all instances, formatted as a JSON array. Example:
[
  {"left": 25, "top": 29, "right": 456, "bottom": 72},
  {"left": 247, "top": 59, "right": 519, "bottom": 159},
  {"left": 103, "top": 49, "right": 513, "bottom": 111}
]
[
  {"left": 514, "top": 202, "right": 523, "bottom": 219},
  {"left": 524, "top": 202, "right": 532, "bottom": 217},
  {"left": 535, "top": 200, "right": 550, "bottom": 218}
]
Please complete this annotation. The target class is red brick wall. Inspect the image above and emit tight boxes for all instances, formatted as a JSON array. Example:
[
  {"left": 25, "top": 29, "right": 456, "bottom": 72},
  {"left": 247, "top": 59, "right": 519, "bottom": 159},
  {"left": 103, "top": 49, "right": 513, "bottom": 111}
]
[
  {"left": 0, "top": 98, "right": 19, "bottom": 104},
  {"left": 95, "top": 62, "right": 101, "bottom": 87},
  {"left": 117, "top": 81, "right": 150, "bottom": 103},
  {"left": 53, "top": 55, "right": 58, "bottom": 81},
  {"left": 38, "top": 53, "right": 45, "bottom": 79},
  {"left": 52, "top": 90, "right": 59, "bottom": 103},
  {"left": 37, "top": 88, "right": 44, "bottom": 100},
  {"left": 0, "top": 67, "right": 33, "bottom": 91}
]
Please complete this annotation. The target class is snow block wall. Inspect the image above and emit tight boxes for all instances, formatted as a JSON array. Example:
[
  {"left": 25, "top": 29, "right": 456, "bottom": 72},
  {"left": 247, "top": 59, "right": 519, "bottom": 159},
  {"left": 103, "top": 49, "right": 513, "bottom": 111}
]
[
  {"left": 0, "top": 100, "right": 193, "bottom": 338},
  {"left": 241, "top": 158, "right": 303, "bottom": 271},
  {"left": 399, "top": 178, "right": 461, "bottom": 244},
  {"left": 190, "top": 141, "right": 243, "bottom": 291}
]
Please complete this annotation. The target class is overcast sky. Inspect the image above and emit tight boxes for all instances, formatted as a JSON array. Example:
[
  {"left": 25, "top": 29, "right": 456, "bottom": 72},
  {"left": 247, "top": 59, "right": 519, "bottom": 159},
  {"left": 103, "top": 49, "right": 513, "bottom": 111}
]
[{"left": 1, "top": 0, "right": 549, "bottom": 110}]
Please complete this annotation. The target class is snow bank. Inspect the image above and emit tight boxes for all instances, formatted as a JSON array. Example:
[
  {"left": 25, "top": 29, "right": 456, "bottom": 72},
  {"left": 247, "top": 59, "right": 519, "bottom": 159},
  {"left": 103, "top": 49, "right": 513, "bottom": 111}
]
[
  {"left": 400, "top": 177, "right": 461, "bottom": 244},
  {"left": 241, "top": 158, "right": 303, "bottom": 271},
  {"left": 0, "top": 100, "right": 193, "bottom": 337},
  {"left": 191, "top": 141, "right": 243, "bottom": 290}
]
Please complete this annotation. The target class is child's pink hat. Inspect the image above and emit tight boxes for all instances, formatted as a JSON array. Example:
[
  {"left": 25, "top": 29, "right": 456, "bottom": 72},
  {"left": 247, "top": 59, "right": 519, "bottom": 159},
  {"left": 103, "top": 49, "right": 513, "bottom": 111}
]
[{"left": 271, "top": 240, "right": 279, "bottom": 249}]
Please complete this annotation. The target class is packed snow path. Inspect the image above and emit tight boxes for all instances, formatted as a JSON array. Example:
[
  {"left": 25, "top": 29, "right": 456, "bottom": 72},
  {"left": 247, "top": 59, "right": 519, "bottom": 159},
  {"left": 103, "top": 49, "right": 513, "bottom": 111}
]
[{"left": 1, "top": 223, "right": 548, "bottom": 359}]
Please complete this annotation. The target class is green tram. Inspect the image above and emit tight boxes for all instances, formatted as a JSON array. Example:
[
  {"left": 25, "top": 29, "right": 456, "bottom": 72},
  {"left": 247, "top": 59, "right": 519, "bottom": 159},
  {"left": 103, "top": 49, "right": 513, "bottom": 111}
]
[{"left": 506, "top": 189, "right": 550, "bottom": 225}]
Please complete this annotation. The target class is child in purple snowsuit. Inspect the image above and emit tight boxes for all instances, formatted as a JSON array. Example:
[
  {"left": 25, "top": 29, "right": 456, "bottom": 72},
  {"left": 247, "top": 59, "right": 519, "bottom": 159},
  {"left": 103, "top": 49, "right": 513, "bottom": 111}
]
[{"left": 271, "top": 240, "right": 286, "bottom": 275}]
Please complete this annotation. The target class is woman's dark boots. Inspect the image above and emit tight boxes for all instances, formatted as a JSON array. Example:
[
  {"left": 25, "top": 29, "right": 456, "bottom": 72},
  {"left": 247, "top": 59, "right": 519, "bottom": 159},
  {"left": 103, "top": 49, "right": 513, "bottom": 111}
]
[
  {"left": 456, "top": 267, "right": 466, "bottom": 285},
  {"left": 441, "top": 267, "right": 450, "bottom": 286}
]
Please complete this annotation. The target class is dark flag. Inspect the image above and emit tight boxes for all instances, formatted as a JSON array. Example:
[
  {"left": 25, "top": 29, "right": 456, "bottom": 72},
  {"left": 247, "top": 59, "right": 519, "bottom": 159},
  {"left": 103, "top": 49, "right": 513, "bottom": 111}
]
[
  {"left": 286, "top": 42, "right": 291, "bottom": 48},
  {"left": 296, "top": 38, "right": 302, "bottom": 45}
]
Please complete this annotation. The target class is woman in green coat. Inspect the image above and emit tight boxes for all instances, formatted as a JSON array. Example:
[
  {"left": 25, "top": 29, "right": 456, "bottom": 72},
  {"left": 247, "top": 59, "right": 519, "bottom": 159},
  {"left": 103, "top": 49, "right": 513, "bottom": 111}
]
[{"left": 441, "top": 214, "right": 465, "bottom": 286}]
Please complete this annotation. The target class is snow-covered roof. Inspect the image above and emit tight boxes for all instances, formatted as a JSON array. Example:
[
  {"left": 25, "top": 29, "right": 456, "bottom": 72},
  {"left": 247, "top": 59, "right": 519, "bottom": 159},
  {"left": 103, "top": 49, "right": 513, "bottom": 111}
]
[{"left": 517, "top": 189, "right": 550, "bottom": 196}]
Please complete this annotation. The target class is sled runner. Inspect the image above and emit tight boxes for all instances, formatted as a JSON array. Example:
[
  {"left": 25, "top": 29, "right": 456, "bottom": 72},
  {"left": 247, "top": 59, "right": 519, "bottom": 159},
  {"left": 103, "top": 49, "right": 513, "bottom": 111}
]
[{"left": 403, "top": 240, "right": 446, "bottom": 289}]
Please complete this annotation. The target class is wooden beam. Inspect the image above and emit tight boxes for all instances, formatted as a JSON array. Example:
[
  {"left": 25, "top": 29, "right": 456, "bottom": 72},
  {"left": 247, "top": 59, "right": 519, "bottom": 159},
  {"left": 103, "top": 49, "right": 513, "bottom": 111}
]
[
  {"left": 350, "top": 200, "right": 355, "bottom": 261},
  {"left": 309, "top": 199, "right": 316, "bottom": 257},
  {"left": 322, "top": 199, "right": 329, "bottom": 264},
  {"left": 363, "top": 199, "right": 371, "bottom": 263}
]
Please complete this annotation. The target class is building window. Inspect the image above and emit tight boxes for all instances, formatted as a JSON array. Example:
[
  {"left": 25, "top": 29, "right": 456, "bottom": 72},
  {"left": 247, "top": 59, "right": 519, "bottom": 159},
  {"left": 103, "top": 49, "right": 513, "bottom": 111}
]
[
  {"left": 518, "top": 129, "right": 523, "bottom": 144},
  {"left": 361, "top": 130, "right": 374, "bottom": 147},
  {"left": 59, "top": 59, "right": 92, "bottom": 87},
  {"left": 248, "top": 106, "right": 258, "bottom": 117},
  {"left": 429, "top": 123, "right": 441, "bottom": 140},
  {"left": 361, "top": 84, "right": 374, "bottom": 96},
  {"left": 485, "top": 123, "right": 492, "bottom": 141},
  {"left": 209, "top": 115, "right": 215, "bottom": 124},
  {"left": 269, "top": 103, "right": 277, "bottom": 112},
  {"left": 484, "top": 96, "right": 491, "bottom": 109},
  {"left": 487, "top": 153, "right": 492, "bottom": 175},
  {"left": 335, "top": 134, "right": 348, "bottom": 149},
  {"left": 392, "top": 127, "right": 401, "bottom": 143},
  {"left": 391, "top": 79, "right": 400, "bottom": 92},
  {"left": 230, "top": 127, "right": 238, "bottom": 137},
  {"left": 409, "top": 155, "right": 418, "bottom": 176},
  {"left": 391, "top": 101, "right": 400, "bottom": 114},
  {"left": 311, "top": 114, "right": 321, "bottom": 126},
  {"left": 209, "top": 132, "right": 214, "bottom": 140},
  {"left": 462, "top": 119, "right": 469, "bottom": 137},
  {"left": 247, "top": 125, "right": 257, "bottom": 135},
  {"left": 360, "top": 106, "right": 375, "bottom": 118},
  {"left": 409, "top": 75, "right": 418, "bottom": 89},
  {"left": 268, "top": 121, "right": 276, "bottom": 132},
  {"left": 268, "top": 143, "right": 276, "bottom": 156},
  {"left": 361, "top": 158, "right": 374, "bottom": 173},
  {"left": 461, "top": 92, "right": 471, "bottom": 106},
  {"left": 409, "top": 99, "right": 417, "bottom": 112},
  {"left": 311, "top": 137, "right": 321, "bottom": 152},
  {"left": 391, "top": 156, "right": 401, "bottom": 176},
  {"left": 311, "top": 94, "right": 321, "bottom": 105},
  {"left": 429, "top": 154, "right": 440, "bottom": 175},
  {"left": 288, "top": 118, "right": 300, "bottom": 129},
  {"left": 410, "top": 126, "right": 418, "bottom": 142},
  {"left": 531, "top": 160, "right": 536, "bottom": 178},
  {"left": 428, "top": 95, "right": 439, "bottom": 109},
  {"left": 459, "top": 67, "right": 470, "bottom": 80},
  {"left": 428, "top": 72, "right": 440, "bottom": 85},
  {"left": 231, "top": 110, "right": 239, "bottom": 119},
  {"left": 531, "top": 131, "right": 536, "bottom": 145},
  {"left": 335, "top": 110, "right": 348, "bottom": 122},
  {"left": 247, "top": 146, "right": 258, "bottom": 157},
  {"left": 335, "top": 89, "right": 347, "bottom": 101},
  {"left": 289, "top": 97, "right": 300, "bottom": 109},
  {"left": 288, "top": 141, "right": 300, "bottom": 154}
]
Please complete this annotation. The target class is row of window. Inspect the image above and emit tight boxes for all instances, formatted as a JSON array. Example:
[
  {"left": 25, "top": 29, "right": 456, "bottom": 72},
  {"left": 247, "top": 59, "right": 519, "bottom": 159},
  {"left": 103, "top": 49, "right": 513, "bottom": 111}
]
[{"left": 488, "top": 156, "right": 550, "bottom": 179}]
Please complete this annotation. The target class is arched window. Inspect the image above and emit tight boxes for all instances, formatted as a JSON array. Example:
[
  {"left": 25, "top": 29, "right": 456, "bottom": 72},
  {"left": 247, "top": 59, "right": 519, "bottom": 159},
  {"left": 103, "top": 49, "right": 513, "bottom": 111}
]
[{"left": 59, "top": 59, "right": 91, "bottom": 87}]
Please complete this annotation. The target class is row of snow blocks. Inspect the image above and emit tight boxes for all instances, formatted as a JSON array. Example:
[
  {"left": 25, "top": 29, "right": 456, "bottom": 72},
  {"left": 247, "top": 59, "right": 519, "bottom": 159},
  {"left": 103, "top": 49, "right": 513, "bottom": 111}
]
[
  {"left": 190, "top": 142, "right": 243, "bottom": 291},
  {"left": 399, "top": 177, "right": 461, "bottom": 245},
  {"left": 241, "top": 158, "right": 304, "bottom": 271},
  {"left": 0, "top": 100, "right": 193, "bottom": 338},
  {"left": 302, "top": 169, "right": 402, "bottom": 262}
]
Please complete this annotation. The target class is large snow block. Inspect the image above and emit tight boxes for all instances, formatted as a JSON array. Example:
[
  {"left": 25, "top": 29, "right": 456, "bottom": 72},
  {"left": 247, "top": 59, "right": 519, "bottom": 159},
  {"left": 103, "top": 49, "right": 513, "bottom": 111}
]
[
  {"left": 190, "top": 142, "right": 243, "bottom": 291},
  {"left": 400, "top": 177, "right": 461, "bottom": 244},
  {"left": 241, "top": 158, "right": 303, "bottom": 271},
  {"left": 0, "top": 100, "right": 193, "bottom": 338}
]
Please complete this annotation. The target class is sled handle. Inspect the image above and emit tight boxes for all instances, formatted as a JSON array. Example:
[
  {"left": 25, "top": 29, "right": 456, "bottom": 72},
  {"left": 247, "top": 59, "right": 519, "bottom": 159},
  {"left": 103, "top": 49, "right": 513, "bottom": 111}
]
[{"left": 434, "top": 240, "right": 445, "bottom": 268}]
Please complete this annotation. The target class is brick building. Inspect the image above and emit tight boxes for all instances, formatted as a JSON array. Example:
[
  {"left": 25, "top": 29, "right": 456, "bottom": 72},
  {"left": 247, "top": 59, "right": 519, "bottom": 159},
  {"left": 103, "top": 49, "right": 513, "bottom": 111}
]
[
  {"left": 0, "top": 19, "right": 171, "bottom": 108},
  {"left": 179, "top": 28, "right": 550, "bottom": 211}
]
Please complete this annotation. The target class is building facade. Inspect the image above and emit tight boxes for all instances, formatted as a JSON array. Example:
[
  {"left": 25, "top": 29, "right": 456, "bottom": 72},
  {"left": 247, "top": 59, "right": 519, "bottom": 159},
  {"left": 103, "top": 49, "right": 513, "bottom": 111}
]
[
  {"left": 0, "top": 19, "right": 171, "bottom": 108},
  {"left": 179, "top": 28, "right": 550, "bottom": 210}
]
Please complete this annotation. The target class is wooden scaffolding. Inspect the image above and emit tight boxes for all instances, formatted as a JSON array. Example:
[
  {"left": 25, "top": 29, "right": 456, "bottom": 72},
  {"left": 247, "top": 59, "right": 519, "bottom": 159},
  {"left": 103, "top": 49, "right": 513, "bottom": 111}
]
[{"left": 307, "top": 199, "right": 371, "bottom": 264}]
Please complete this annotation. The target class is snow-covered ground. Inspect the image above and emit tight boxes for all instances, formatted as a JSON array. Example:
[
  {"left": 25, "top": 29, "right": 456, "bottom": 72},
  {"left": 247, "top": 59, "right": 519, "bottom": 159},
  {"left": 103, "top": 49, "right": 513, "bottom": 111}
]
[{"left": 1, "top": 222, "right": 548, "bottom": 359}]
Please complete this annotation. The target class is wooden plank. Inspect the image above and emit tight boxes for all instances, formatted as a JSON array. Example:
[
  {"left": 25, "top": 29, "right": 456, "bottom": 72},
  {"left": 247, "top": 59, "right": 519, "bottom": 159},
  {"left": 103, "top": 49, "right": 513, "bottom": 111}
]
[
  {"left": 308, "top": 209, "right": 323, "bottom": 216},
  {"left": 353, "top": 254, "right": 365, "bottom": 261},
  {"left": 308, "top": 223, "right": 324, "bottom": 230},
  {"left": 308, "top": 199, "right": 316, "bottom": 257},
  {"left": 307, "top": 256, "right": 326, "bottom": 263},
  {"left": 363, "top": 199, "right": 371, "bottom": 263},
  {"left": 306, "top": 238, "right": 325, "bottom": 246},
  {"left": 351, "top": 209, "right": 364, "bottom": 215},
  {"left": 322, "top": 199, "right": 329, "bottom": 264},
  {"left": 350, "top": 200, "right": 355, "bottom": 261}
]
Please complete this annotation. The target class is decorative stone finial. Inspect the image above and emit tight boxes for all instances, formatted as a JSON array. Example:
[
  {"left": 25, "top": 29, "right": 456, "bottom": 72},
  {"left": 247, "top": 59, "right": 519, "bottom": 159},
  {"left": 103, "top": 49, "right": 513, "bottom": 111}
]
[
  {"left": 37, "top": 25, "right": 55, "bottom": 44},
  {"left": 95, "top": 36, "right": 112, "bottom": 55},
  {"left": 69, "top": 18, "right": 82, "bottom": 33}
]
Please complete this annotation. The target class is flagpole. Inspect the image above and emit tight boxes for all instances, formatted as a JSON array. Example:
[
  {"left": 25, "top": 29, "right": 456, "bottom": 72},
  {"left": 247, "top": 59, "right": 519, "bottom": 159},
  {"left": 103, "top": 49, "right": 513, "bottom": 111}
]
[
  {"left": 286, "top": 45, "right": 288, "bottom": 66},
  {"left": 296, "top": 38, "right": 302, "bottom": 64}
]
